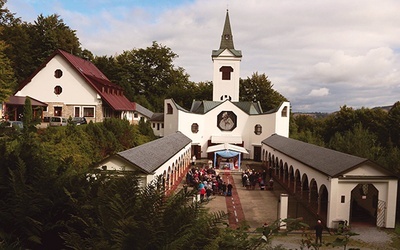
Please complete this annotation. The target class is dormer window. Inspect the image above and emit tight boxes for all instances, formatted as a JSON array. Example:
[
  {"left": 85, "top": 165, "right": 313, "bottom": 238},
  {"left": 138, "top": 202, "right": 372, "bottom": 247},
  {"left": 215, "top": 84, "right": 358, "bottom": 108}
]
[{"left": 220, "top": 66, "right": 233, "bottom": 80}]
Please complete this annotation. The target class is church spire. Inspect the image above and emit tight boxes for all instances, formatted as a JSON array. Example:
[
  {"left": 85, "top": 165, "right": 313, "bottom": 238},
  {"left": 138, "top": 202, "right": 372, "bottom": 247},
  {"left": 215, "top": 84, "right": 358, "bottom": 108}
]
[{"left": 219, "top": 9, "right": 235, "bottom": 49}]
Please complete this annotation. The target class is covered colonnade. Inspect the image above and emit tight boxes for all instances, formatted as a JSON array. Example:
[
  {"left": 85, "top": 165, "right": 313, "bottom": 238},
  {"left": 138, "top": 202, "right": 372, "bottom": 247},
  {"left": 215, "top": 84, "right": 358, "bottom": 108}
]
[{"left": 261, "top": 134, "right": 398, "bottom": 229}]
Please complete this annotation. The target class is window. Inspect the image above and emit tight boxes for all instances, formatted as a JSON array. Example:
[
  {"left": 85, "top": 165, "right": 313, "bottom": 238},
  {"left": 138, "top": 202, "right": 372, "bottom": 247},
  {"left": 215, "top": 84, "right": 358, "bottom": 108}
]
[
  {"left": 152, "top": 123, "right": 156, "bottom": 128},
  {"left": 83, "top": 107, "right": 95, "bottom": 117},
  {"left": 54, "top": 106, "right": 62, "bottom": 116},
  {"left": 281, "top": 106, "right": 288, "bottom": 117},
  {"left": 254, "top": 124, "right": 262, "bottom": 135},
  {"left": 191, "top": 123, "right": 199, "bottom": 133},
  {"left": 54, "top": 85, "right": 62, "bottom": 95},
  {"left": 220, "top": 95, "right": 232, "bottom": 101},
  {"left": 219, "top": 66, "right": 233, "bottom": 80},
  {"left": 167, "top": 103, "right": 173, "bottom": 114},
  {"left": 54, "top": 69, "right": 63, "bottom": 78},
  {"left": 74, "top": 107, "right": 80, "bottom": 117}
]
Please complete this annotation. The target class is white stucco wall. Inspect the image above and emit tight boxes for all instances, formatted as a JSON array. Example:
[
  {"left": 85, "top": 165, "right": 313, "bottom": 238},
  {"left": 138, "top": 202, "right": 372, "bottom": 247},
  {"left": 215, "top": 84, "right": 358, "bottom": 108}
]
[
  {"left": 97, "top": 142, "right": 192, "bottom": 188},
  {"left": 164, "top": 99, "right": 290, "bottom": 160},
  {"left": 16, "top": 55, "right": 99, "bottom": 106},
  {"left": 212, "top": 50, "right": 241, "bottom": 102}
]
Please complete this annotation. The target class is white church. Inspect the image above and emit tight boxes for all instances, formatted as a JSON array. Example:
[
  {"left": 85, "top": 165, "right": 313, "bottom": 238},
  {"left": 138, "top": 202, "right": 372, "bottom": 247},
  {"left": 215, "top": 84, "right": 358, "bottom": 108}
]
[{"left": 163, "top": 10, "right": 290, "bottom": 167}]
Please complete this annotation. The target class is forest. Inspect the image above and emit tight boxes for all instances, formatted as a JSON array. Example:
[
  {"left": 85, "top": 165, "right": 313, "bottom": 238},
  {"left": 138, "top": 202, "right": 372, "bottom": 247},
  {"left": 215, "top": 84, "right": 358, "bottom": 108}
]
[{"left": 0, "top": 0, "right": 400, "bottom": 248}]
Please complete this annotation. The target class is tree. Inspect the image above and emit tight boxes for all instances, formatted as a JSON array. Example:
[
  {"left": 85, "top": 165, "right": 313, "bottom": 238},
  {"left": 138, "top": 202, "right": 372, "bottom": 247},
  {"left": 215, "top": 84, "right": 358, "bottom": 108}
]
[
  {"left": 0, "top": 0, "right": 19, "bottom": 25},
  {"left": 240, "top": 72, "right": 287, "bottom": 111},
  {"left": 387, "top": 101, "right": 400, "bottom": 147},
  {"left": 1, "top": 12, "right": 84, "bottom": 83},
  {"left": 61, "top": 174, "right": 228, "bottom": 250},
  {"left": 0, "top": 38, "right": 16, "bottom": 102},
  {"left": 321, "top": 105, "right": 357, "bottom": 143},
  {"left": 328, "top": 123, "right": 383, "bottom": 161},
  {"left": 94, "top": 42, "right": 191, "bottom": 112},
  {"left": 29, "top": 14, "right": 81, "bottom": 67}
]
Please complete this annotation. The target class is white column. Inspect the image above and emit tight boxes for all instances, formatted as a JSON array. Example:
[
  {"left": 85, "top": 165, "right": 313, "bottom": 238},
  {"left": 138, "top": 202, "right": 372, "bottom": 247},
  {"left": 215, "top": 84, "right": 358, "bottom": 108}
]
[{"left": 279, "top": 193, "right": 289, "bottom": 229}]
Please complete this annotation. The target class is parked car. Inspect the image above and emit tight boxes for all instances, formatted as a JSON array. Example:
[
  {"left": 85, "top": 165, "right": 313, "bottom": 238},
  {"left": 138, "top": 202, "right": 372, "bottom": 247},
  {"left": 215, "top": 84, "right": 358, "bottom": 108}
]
[
  {"left": 72, "top": 117, "right": 87, "bottom": 125},
  {"left": 49, "top": 116, "right": 67, "bottom": 127},
  {"left": 0, "top": 121, "right": 23, "bottom": 130}
]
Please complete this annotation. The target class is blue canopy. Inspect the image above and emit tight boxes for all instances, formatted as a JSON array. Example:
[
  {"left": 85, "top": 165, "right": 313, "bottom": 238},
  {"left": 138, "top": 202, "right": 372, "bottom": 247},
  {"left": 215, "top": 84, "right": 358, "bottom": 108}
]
[
  {"left": 213, "top": 150, "right": 242, "bottom": 169},
  {"left": 216, "top": 150, "right": 240, "bottom": 158}
]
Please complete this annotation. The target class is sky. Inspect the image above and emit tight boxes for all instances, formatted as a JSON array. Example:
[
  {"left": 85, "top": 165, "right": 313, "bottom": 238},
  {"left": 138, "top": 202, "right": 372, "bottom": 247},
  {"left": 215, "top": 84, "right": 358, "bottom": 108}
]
[{"left": 6, "top": 0, "right": 400, "bottom": 113}]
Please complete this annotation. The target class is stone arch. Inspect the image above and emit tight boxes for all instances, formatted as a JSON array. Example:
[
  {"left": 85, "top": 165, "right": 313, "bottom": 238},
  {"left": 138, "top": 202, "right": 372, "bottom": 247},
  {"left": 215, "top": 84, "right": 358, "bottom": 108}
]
[
  {"left": 318, "top": 184, "right": 329, "bottom": 222},
  {"left": 301, "top": 174, "right": 309, "bottom": 199},
  {"left": 279, "top": 159, "right": 284, "bottom": 180},
  {"left": 170, "top": 163, "right": 175, "bottom": 187},
  {"left": 163, "top": 170, "right": 167, "bottom": 190},
  {"left": 274, "top": 156, "right": 279, "bottom": 176},
  {"left": 294, "top": 169, "right": 301, "bottom": 194},
  {"left": 309, "top": 178, "right": 318, "bottom": 208},
  {"left": 262, "top": 148, "right": 266, "bottom": 164},
  {"left": 350, "top": 183, "right": 379, "bottom": 226},
  {"left": 283, "top": 162, "right": 289, "bottom": 184},
  {"left": 288, "top": 165, "right": 294, "bottom": 189}
]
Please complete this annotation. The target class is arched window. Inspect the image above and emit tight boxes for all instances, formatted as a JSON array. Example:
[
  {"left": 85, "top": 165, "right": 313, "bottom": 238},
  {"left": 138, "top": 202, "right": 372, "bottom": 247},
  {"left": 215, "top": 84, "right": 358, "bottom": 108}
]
[
  {"left": 167, "top": 103, "right": 173, "bottom": 114},
  {"left": 219, "top": 66, "right": 233, "bottom": 80},
  {"left": 281, "top": 106, "right": 288, "bottom": 117}
]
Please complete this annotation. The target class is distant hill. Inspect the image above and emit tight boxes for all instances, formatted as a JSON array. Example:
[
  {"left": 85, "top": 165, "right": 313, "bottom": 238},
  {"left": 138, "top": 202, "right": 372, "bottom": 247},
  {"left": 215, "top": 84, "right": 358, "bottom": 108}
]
[{"left": 292, "top": 112, "right": 329, "bottom": 118}]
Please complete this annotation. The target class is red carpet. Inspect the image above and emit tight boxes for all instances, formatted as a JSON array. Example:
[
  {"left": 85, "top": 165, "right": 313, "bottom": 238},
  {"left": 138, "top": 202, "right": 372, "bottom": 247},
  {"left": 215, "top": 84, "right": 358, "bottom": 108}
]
[{"left": 222, "top": 172, "right": 246, "bottom": 228}]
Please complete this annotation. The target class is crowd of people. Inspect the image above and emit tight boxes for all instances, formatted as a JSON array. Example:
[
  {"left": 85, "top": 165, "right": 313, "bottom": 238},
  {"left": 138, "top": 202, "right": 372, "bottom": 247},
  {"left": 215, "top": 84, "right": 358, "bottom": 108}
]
[
  {"left": 185, "top": 166, "right": 234, "bottom": 202},
  {"left": 241, "top": 169, "right": 274, "bottom": 190}
]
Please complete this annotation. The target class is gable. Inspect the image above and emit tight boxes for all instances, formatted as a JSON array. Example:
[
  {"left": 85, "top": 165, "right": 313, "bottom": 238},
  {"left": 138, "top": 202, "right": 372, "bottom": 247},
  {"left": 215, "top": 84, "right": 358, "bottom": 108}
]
[
  {"left": 343, "top": 161, "right": 394, "bottom": 177},
  {"left": 99, "top": 155, "right": 144, "bottom": 173},
  {"left": 16, "top": 49, "right": 135, "bottom": 112},
  {"left": 16, "top": 54, "right": 99, "bottom": 104},
  {"left": 212, "top": 48, "right": 242, "bottom": 58}
]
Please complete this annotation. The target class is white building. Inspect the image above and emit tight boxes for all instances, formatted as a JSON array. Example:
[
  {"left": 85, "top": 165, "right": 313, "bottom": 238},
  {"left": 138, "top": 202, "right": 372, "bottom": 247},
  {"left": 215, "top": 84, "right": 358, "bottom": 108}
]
[
  {"left": 263, "top": 134, "right": 398, "bottom": 229},
  {"left": 163, "top": 10, "right": 290, "bottom": 164},
  {"left": 12, "top": 49, "right": 153, "bottom": 124}
]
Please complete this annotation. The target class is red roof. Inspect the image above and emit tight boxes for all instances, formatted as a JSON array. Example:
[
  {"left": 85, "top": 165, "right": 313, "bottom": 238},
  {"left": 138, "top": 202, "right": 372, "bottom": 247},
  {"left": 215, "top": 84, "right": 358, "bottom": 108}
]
[
  {"left": 17, "top": 49, "right": 135, "bottom": 112},
  {"left": 5, "top": 96, "right": 48, "bottom": 106}
]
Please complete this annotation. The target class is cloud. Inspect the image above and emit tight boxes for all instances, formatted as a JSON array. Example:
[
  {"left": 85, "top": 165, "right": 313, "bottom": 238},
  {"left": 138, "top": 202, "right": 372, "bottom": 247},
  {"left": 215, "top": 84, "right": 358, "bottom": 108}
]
[
  {"left": 308, "top": 88, "right": 329, "bottom": 97},
  {"left": 6, "top": 0, "right": 400, "bottom": 113}
]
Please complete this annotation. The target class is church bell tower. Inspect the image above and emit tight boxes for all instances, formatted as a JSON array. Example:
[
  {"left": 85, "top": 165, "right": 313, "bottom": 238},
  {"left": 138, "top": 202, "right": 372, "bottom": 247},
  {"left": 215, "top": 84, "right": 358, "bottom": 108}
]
[{"left": 212, "top": 10, "right": 242, "bottom": 102}]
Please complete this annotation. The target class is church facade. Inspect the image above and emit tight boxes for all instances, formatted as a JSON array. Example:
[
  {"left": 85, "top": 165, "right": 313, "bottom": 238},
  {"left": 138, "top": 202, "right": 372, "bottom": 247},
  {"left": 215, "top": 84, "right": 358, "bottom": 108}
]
[{"left": 163, "top": 11, "right": 290, "bottom": 164}]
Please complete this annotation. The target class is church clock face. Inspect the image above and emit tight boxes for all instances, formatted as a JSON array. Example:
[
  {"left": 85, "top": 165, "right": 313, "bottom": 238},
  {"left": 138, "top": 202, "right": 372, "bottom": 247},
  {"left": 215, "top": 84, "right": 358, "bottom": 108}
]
[{"left": 217, "top": 111, "right": 237, "bottom": 131}]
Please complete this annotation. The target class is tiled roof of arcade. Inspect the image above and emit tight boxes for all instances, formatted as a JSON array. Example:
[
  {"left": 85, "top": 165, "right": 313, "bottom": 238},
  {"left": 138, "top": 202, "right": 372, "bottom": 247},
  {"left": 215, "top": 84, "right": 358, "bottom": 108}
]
[
  {"left": 117, "top": 132, "right": 191, "bottom": 174},
  {"left": 263, "top": 134, "right": 369, "bottom": 177}
]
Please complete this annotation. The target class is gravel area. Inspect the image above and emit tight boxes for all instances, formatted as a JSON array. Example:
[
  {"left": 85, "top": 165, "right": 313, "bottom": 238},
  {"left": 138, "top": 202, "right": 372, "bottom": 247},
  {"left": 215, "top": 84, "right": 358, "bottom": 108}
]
[{"left": 270, "top": 226, "right": 398, "bottom": 250}]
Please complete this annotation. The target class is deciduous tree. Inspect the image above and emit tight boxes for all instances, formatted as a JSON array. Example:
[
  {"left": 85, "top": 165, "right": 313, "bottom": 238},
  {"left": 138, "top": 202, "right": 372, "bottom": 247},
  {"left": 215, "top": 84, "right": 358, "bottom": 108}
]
[{"left": 240, "top": 72, "right": 287, "bottom": 111}]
